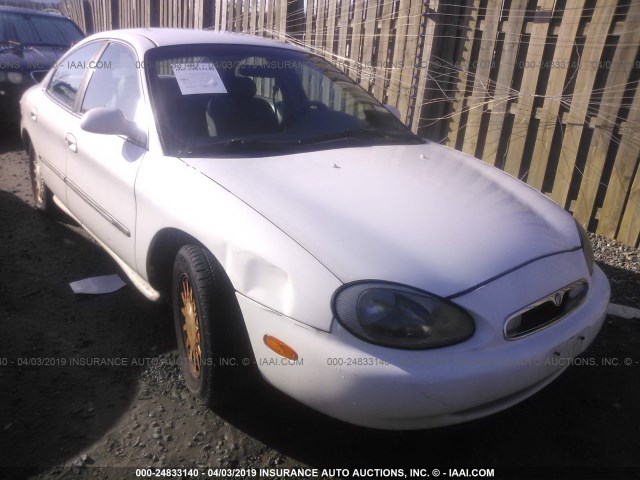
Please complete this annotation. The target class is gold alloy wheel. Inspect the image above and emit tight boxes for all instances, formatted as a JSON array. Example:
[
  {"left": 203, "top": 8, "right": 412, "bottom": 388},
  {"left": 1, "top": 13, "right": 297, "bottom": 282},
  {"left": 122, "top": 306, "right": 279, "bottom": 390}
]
[{"left": 180, "top": 274, "right": 202, "bottom": 378}]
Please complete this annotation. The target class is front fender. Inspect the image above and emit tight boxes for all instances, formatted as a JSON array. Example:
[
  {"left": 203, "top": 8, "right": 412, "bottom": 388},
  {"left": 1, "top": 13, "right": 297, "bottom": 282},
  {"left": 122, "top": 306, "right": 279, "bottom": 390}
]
[{"left": 134, "top": 154, "right": 341, "bottom": 332}]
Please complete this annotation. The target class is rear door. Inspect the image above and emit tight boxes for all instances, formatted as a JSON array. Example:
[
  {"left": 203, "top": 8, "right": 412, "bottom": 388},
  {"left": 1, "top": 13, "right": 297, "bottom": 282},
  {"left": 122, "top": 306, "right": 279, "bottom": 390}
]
[{"left": 30, "top": 41, "right": 103, "bottom": 203}]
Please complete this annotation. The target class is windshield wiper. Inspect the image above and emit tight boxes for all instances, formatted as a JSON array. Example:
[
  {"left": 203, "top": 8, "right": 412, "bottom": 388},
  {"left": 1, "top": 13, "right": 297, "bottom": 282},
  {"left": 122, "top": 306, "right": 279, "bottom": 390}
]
[
  {"left": 177, "top": 131, "right": 421, "bottom": 156},
  {"left": 298, "top": 129, "right": 421, "bottom": 146},
  {"left": 181, "top": 138, "right": 292, "bottom": 155},
  {"left": 0, "top": 40, "right": 24, "bottom": 52},
  {"left": 27, "top": 42, "right": 72, "bottom": 47}
]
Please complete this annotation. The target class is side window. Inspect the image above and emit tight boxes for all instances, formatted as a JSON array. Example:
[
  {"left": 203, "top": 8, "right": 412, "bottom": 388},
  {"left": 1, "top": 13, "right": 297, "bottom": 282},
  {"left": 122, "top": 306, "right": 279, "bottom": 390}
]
[
  {"left": 81, "top": 43, "right": 143, "bottom": 124},
  {"left": 47, "top": 42, "right": 102, "bottom": 109}
]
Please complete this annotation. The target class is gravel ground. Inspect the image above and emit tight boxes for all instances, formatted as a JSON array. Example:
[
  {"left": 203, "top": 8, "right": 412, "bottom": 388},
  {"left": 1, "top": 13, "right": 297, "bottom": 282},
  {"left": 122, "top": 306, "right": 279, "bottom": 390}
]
[
  {"left": 1, "top": 126, "right": 639, "bottom": 480},
  {"left": 591, "top": 235, "right": 640, "bottom": 305}
]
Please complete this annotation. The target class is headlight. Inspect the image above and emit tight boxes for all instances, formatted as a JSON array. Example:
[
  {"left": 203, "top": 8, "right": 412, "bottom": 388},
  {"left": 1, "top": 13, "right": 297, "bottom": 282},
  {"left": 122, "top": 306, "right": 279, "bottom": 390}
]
[
  {"left": 7, "top": 72, "right": 23, "bottom": 84},
  {"left": 575, "top": 219, "right": 594, "bottom": 275},
  {"left": 332, "top": 281, "right": 475, "bottom": 349}
]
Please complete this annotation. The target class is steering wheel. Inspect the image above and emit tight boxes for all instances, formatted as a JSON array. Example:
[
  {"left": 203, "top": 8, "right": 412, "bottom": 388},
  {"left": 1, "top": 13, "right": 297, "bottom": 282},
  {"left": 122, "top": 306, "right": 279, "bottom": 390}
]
[{"left": 282, "top": 101, "right": 329, "bottom": 130}]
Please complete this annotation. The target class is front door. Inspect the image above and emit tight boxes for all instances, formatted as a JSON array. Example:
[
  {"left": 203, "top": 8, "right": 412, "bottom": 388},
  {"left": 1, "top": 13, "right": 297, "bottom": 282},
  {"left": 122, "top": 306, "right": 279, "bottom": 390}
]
[{"left": 65, "top": 41, "right": 147, "bottom": 269}]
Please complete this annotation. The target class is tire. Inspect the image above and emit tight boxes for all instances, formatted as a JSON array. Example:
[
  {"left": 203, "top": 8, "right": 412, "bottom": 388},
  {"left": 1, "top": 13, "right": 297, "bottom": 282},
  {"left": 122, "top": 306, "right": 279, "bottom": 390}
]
[
  {"left": 29, "top": 143, "right": 53, "bottom": 214},
  {"left": 172, "top": 245, "right": 254, "bottom": 406}
]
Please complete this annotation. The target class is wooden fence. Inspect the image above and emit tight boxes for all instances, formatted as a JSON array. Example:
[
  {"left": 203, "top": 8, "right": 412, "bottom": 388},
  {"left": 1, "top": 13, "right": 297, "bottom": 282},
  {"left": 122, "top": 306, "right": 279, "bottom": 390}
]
[{"left": 54, "top": 0, "right": 640, "bottom": 248}]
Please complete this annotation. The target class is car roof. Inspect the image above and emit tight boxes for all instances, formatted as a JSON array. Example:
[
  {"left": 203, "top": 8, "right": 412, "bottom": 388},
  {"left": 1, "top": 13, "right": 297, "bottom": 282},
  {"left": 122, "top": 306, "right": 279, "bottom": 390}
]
[{"left": 85, "top": 28, "right": 304, "bottom": 52}]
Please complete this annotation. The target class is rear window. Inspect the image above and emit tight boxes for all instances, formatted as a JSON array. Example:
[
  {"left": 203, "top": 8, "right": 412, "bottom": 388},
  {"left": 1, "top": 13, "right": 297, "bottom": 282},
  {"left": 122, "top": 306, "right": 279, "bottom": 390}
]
[{"left": 0, "top": 11, "right": 83, "bottom": 46}]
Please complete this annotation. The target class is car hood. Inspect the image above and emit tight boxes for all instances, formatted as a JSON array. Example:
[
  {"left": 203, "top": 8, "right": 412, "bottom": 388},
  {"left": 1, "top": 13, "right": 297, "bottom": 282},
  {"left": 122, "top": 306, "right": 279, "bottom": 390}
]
[
  {"left": 184, "top": 143, "right": 581, "bottom": 297},
  {"left": 0, "top": 44, "right": 68, "bottom": 73}
]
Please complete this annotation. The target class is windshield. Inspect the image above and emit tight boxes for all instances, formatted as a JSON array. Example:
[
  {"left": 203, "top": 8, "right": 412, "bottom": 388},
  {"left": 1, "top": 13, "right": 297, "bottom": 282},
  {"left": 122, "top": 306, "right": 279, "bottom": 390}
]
[
  {"left": 145, "top": 44, "right": 422, "bottom": 157},
  {"left": 0, "top": 11, "right": 83, "bottom": 47}
]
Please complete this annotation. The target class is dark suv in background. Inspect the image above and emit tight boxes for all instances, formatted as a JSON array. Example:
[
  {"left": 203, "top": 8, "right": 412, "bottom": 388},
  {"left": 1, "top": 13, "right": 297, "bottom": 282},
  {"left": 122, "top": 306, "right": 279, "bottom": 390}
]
[{"left": 1, "top": 6, "right": 83, "bottom": 124}]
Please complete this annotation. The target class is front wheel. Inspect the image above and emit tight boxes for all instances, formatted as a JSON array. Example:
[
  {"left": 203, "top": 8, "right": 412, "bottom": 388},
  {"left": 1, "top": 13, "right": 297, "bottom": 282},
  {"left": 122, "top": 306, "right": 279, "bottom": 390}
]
[
  {"left": 172, "top": 245, "right": 253, "bottom": 406},
  {"left": 29, "top": 143, "right": 53, "bottom": 213}
]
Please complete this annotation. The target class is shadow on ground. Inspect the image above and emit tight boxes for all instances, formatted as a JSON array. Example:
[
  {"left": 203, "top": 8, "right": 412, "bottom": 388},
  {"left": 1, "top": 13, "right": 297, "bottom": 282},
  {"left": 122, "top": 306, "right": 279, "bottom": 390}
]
[
  {"left": 0, "top": 124, "right": 21, "bottom": 155},
  {"left": 0, "top": 187, "right": 175, "bottom": 471}
]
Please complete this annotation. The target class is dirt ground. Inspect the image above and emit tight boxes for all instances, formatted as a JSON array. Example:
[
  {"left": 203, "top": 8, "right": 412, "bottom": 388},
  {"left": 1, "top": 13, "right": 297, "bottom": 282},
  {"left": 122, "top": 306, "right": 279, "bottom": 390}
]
[{"left": 1, "top": 125, "right": 639, "bottom": 480}]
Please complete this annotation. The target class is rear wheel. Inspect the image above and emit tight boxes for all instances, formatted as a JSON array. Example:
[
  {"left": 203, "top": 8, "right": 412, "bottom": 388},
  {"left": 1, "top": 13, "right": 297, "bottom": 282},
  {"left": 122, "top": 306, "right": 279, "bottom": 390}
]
[
  {"left": 29, "top": 143, "right": 53, "bottom": 213},
  {"left": 172, "top": 245, "right": 254, "bottom": 406}
]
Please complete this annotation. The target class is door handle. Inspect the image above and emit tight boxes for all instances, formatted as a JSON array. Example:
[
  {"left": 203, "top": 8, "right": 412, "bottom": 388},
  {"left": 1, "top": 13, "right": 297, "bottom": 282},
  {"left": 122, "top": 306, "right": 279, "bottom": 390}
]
[
  {"left": 30, "top": 108, "right": 37, "bottom": 122},
  {"left": 65, "top": 133, "right": 77, "bottom": 153}
]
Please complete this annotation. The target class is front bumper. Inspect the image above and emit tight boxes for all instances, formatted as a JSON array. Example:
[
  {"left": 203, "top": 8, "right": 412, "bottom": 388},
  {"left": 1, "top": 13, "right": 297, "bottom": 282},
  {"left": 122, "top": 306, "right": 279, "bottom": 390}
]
[{"left": 238, "top": 263, "right": 609, "bottom": 430}]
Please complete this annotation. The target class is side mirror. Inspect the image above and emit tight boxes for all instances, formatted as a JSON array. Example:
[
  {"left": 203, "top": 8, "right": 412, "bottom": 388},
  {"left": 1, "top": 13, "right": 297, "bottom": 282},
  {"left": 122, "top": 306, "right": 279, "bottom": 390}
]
[{"left": 80, "top": 107, "right": 146, "bottom": 145}]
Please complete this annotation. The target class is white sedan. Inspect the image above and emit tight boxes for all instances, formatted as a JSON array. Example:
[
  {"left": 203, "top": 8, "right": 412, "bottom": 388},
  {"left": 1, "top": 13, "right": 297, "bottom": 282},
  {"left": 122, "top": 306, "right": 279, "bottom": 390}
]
[{"left": 20, "top": 28, "right": 610, "bottom": 430}]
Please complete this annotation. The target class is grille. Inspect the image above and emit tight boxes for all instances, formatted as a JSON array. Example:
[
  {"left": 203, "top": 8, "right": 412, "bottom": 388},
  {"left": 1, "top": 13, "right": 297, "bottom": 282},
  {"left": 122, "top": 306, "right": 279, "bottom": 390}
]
[{"left": 504, "top": 280, "right": 589, "bottom": 340}]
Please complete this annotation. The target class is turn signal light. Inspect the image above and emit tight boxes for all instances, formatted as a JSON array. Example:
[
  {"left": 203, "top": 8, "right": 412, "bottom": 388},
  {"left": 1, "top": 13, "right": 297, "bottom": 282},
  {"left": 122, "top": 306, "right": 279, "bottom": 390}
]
[{"left": 263, "top": 334, "right": 298, "bottom": 360}]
